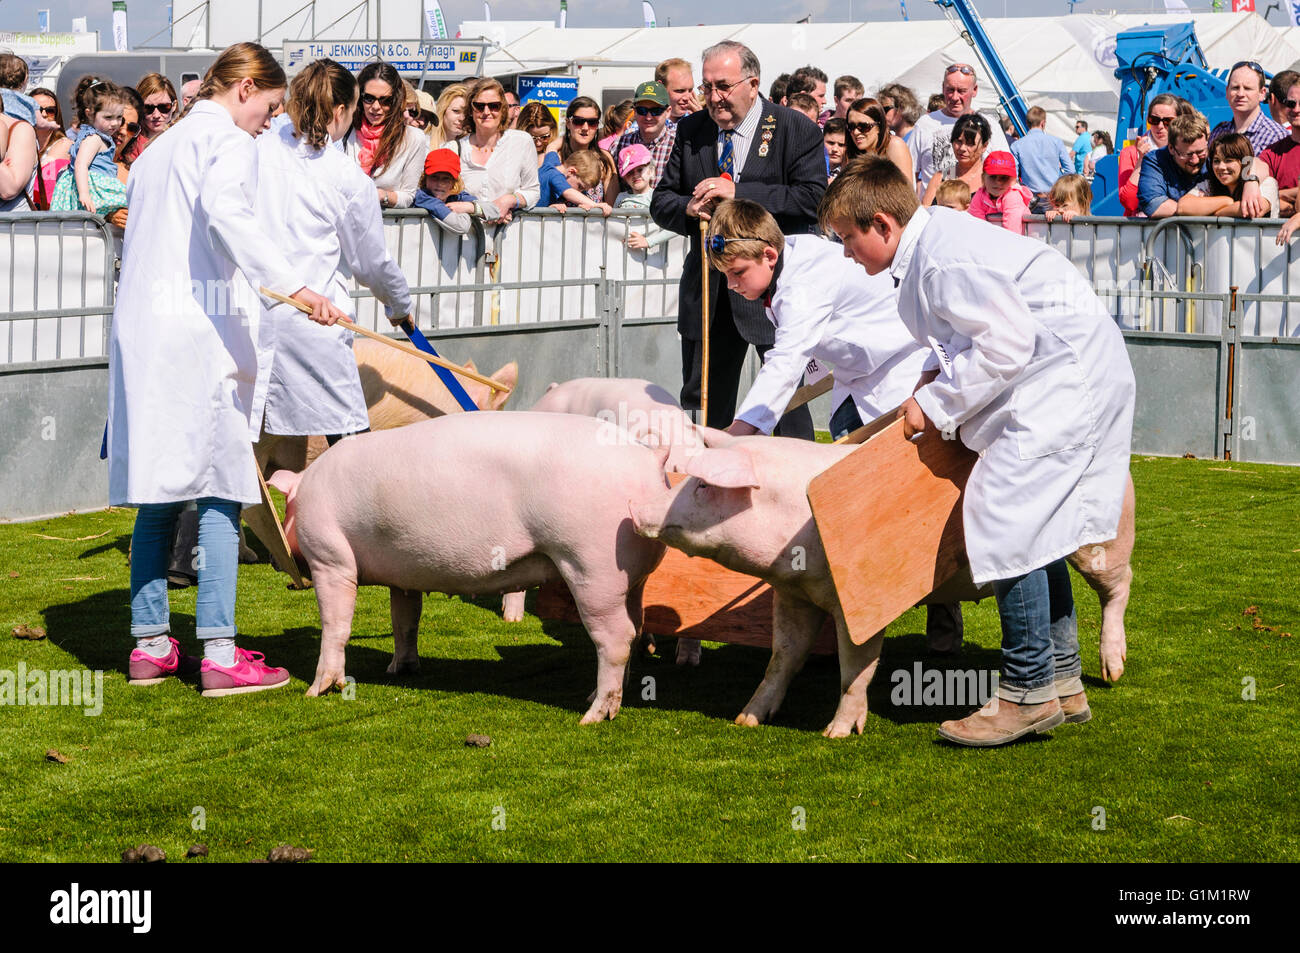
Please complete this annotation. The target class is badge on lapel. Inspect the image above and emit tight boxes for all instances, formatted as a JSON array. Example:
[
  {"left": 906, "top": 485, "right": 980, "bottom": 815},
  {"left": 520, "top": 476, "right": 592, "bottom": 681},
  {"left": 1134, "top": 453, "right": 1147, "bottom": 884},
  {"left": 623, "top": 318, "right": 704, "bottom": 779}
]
[{"left": 758, "top": 117, "right": 776, "bottom": 158}]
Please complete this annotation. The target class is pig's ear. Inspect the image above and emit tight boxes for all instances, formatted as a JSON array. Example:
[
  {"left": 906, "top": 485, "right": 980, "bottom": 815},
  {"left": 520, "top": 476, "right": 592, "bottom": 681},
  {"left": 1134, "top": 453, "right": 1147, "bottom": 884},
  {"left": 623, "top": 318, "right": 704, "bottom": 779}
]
[
  {"left": 686, "top": 448, "right": 759, "bottom": 489},
  {"left": 267, "top": 469, "right": 301, "bottom": 500},
  {"left": 487, "top": 362, "right": 519, "bottom": 411},
  {"left": 696, "top": 425, "right": 738, "bottom": 449}
]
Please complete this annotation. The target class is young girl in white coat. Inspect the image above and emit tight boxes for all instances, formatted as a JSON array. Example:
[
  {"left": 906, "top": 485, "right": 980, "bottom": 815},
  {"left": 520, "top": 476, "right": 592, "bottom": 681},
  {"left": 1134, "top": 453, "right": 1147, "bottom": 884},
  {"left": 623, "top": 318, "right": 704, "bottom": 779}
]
[
  {"left": 108, "top": 42, "right": 345, "bottom": 697},
  {"left": 257, "top": 58, "right": 413, "bottom": 444},
  {"left": 822, "top": 156, "right": 1136, "bottom": 747}
]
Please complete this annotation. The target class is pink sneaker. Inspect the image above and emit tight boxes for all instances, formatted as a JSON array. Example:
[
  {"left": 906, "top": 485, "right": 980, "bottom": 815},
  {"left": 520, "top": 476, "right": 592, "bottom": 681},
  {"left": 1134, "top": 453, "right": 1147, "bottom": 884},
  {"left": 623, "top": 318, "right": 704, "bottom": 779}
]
[
  {"left": 200, "top": 647, "right": 291, "bottom": 697},
  {"left": 129, "top": 637, "right": 201, "bottom": 686}
]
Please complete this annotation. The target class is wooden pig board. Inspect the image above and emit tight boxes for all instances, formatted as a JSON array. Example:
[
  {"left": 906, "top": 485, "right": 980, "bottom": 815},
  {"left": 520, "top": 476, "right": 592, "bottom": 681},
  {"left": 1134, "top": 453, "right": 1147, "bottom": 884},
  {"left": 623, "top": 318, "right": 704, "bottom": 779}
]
[{"left": 808, "top": 418, "right": 976, "bottom": 646}]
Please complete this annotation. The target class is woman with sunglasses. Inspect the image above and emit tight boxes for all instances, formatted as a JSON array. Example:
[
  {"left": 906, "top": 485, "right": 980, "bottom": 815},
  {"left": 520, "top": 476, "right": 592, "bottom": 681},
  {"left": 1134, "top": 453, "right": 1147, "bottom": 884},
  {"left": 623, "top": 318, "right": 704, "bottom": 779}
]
[
  {"left": 919, "top": 111, "right": 989, "bottom": 208},
  {"left": 124, "top": 73, "right": 178, "bottom": 164},
  {"left": 28, "top": 87, "right": 71, "bottom": 211},
  {"left": 438, "top": 77, "right": 538, "bottom": 223},
  {"left": 844, "top": 97, "right": 912, "bottom": 184},
  {"left": 1117, "top": 93, "right": 1190, "bottom": 217},
  {"left": 560, "top": 95, "right": 618, "bottom": 204},
  {"left": 343, "top": 61, "right": 429, "bottom": 210}
]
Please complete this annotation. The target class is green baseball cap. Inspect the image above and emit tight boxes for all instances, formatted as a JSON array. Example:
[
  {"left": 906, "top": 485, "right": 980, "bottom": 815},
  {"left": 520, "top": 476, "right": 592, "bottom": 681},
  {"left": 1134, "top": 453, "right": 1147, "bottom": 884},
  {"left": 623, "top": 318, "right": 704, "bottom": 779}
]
[{"left": 633, "top": 81, "right": 670, "bottom": 107}]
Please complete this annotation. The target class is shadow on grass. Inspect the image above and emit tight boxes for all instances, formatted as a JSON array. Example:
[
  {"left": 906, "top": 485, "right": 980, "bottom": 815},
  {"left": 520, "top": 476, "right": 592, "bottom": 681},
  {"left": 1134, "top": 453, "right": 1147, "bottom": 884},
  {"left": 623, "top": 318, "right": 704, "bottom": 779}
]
[
  {"left": 39, "top": 587, "right": 1006, "bottom": 735},
  {"left": 79, "top": 533, "right": 132, "bottom": 561}
]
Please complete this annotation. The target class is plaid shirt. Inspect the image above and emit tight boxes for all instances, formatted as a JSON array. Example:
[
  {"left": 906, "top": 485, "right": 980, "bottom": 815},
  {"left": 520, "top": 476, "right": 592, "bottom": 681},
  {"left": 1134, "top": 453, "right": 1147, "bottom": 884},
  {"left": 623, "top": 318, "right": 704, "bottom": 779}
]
[
  {"left": 1209, "top": 112, "right": 1289, "bottom": 158},
  {"left": 612, "top": 123, "right": 677, "bottom": 188}
]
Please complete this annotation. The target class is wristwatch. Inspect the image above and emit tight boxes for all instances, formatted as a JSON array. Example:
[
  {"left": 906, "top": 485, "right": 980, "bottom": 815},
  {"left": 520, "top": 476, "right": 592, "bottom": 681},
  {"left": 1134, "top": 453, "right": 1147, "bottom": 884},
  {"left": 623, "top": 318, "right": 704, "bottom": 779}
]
[{"left": 1240, "top": 173, "right": 1260, "bottom": 184}]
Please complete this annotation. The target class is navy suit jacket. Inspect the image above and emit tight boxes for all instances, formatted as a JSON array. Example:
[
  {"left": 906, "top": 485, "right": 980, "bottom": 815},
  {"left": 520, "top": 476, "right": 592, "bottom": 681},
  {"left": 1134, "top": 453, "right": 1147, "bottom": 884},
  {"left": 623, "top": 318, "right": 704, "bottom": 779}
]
[{"left": 650, "top": 100, "right": 827, "bottom": 344}]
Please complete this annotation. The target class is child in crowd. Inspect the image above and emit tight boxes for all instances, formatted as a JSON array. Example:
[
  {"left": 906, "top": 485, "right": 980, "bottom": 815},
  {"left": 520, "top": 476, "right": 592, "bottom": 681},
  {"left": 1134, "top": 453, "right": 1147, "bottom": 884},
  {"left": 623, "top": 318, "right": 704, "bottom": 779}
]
[
  {"left": 1044, "top": 174, "right": 1092, "bottom": 222},
  {"left": 50, "top": 79, "right": 129, "bottom": 217},
  {"left": 968, "top": 150, "right": 1033, "bottom": 232},
  {"left": 934, "top": 178, "right": 972, "bottom": 210},
  {"left": 820, "top": 156, "right": 1135, "bottom": 747},
  {"left": 824, "top": 118, "right": 847, "bottom": 182},
  {"left": 0, "top": 53, "right": 37, "bottom": 128},
  {"left": 413, "top": 149, "right": 479, "bottom": 235},
  {"left": 614, "top": 143, "right": 671, "bottom": 250},
  {"left": 539, "top": 147, "right": 612, "bottom": 214}
]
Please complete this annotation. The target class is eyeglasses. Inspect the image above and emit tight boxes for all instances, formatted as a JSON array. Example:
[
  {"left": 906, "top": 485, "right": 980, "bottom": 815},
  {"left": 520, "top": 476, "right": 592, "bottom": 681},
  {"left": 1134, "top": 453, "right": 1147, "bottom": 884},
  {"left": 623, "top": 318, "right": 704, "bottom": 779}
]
[
  {"left": 471, "top": 100, "right": 503, "bottom": 113},
  {"left": 142, "top": 102, "right": 174, "bottom": 115},
  {"left": 528, "top": 130, "right": 553, "bottom": 143},
  {"left": 37, "top": 105, "right": 56, "bottom": 116},
  {"left": 1173, "top": 145, "right": 1208, "bottom": 161},
  {"left": 360, "top": 93, "right": 392, "bottom": 107},
  {"left": 1284, "top": 98, "right": 1300, "bottom": 110},
  {"left": 953, "top": 130, "right": 983, "bottom": 146},
  {"left": 698, "top": 78, "right": 754, "bottom": 99},
  {"left": 1147, "top": 115, "right": 1174, "bottom": 127},
  {"left": 707, "top": 234, "right": 762, "bottom": 254},
  {"left": 846, "top": 120, "right": 877, "bottom": 135},
  {"left": 568, "top": 115, "right": 599, "bottom": 128},
  {"left": 635, "top": 104, "right": 667, "bottom": 117},
  {"left": 945, "top": 64, "right": 976, "bottom": 76}
]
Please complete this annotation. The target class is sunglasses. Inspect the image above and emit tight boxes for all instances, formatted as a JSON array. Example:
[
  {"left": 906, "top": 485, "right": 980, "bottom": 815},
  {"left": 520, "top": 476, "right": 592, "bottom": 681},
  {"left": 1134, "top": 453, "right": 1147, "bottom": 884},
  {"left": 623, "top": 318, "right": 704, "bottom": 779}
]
[
  {"left": 1284, "top": 98, "right": 1300, "bottom": 110},
  {"left": 471, "top": 100, "right": 503, "bottom": 113},
  {"left": 37, "top": 105, "right": 56, "bottom": 116},
  {"left": 360, "top": 93, "right": 392, "bottom": 107},
  {"left": 1147, "top": 115, "right": 1174, "bottom": 126},
  {"left": 707, "top": 234, "right": 761, "bottom": 254},
  {"left": 568, "top": 115, "right": 599, "bottom": 128},
  {"left": 953, "top": 130, "right": 983, "bottom": 146},
  {"left": 847, "top": 120, "right": 877, "bottom": 135},
  {"left": 635, "top": 104, "right": 667, "bottom": 117},
  {"left": 405, "top": 108, "right": 421, "bottom": 118},
  {"left": 1231, "top": 60, "right": 1264, "bottom": 76},
  {"left": 142, "top": 102, "right": 174, "bottom": 115},
  {"left": 945, "top": 64, "right": 975, "bottom": 76},
  {"left": 528, "top": 130, "right": 553, "bottom": 143},
  {"left": 123, "top": 122, "right": 140, "bottom": 135}
]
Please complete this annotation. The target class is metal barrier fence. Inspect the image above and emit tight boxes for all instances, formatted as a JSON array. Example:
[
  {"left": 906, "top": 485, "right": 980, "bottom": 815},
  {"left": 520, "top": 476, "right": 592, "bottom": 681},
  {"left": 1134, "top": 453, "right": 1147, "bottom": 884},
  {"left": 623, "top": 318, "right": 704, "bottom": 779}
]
[
  {"left": 0, "top": 212, "right": 117, "bottom": 365},
  {"left": 1024, "top": 214, "right": 1298, "bottom": 337}
]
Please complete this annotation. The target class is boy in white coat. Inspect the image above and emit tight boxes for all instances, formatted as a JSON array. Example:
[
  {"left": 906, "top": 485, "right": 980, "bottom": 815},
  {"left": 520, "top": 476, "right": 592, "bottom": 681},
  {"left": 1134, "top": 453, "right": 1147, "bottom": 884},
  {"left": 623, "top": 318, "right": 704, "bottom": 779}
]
[
  {"left": 820, "top": 156, "right": 1136, "bottom": 746},
  {"left": 706, "top": 198, "right": 965, "bottom": 655}
]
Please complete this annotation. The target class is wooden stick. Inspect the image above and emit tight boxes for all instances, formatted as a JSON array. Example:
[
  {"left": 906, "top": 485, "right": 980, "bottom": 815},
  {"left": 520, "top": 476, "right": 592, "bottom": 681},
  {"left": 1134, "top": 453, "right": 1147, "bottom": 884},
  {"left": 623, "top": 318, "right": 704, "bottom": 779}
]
[
  {"left": 259, "top": 287, "right": 511, "bottom": 394},
  {"left": 783, "top": 374, "right": 833, "bottom": 416},
  {"left": 699, "top": 219, "right": 711, "bottom": 426},
  {"left": 254, "top": 467, "right": 309, "bottom": 590}
]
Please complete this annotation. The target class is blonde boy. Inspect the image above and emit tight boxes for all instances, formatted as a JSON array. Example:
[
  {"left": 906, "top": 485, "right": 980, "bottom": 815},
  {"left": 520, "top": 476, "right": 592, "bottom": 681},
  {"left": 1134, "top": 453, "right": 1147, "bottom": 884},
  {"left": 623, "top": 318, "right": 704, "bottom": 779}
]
[{"left": 820, "top": 156, "right": 1136, "bottom": 746}]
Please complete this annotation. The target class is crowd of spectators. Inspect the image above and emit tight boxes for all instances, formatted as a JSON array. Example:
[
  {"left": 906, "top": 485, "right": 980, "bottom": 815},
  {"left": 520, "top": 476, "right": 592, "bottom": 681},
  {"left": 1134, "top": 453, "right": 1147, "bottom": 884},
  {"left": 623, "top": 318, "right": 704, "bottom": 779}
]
[{"left": 4, "top": 48, "right": 1299, "bottom": 242}]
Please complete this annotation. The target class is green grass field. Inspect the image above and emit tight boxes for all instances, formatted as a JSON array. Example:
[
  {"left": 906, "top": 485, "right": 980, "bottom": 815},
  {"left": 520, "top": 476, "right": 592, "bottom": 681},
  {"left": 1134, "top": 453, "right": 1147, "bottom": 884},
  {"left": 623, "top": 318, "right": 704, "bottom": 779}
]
[{"left": 1, "top": 456, "right": 1296, "bottom": 862}]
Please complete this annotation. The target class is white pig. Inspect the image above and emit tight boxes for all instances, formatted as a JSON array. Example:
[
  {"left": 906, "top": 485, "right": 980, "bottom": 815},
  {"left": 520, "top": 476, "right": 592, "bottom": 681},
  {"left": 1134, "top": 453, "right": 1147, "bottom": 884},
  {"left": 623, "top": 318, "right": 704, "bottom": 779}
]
[
  {"left": 270, "top": 412, "right": 668, "bottom": 724},
  {"left": 629, "top": 427, "right": 1134, "bottom": 738}
]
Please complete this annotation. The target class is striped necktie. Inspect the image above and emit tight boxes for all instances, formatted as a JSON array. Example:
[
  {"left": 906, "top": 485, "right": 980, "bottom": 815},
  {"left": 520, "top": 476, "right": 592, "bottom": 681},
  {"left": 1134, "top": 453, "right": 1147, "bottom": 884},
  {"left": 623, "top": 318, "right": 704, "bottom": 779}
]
[{"left": 718, "top": 129, "right": 735, "bottom": 178}]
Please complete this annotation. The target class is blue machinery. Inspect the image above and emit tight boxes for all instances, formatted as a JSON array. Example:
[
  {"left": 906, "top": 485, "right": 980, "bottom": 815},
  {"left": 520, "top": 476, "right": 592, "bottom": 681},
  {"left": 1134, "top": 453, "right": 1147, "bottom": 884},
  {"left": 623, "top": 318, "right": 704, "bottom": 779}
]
[{"left": 933, "top": 2, "right": 1263, "bottom": 214}]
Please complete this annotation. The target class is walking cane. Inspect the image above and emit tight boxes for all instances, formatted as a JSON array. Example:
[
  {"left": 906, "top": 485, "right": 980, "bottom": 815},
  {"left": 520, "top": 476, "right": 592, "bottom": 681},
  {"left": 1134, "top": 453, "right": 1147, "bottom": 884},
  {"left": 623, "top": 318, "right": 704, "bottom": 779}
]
[{"left": 699, "top": 219, "right": 710, "bottom": 426}]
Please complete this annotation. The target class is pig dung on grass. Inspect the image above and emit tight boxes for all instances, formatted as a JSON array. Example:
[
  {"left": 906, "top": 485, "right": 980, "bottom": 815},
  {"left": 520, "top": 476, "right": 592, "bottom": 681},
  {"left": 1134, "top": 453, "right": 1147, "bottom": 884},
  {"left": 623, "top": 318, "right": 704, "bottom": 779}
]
[
  {"left": 629, "top": 426, "right": 1135, "bottom": 738},
  {"left": 270, "top": 412, "right": 668, "bottom": 724}
]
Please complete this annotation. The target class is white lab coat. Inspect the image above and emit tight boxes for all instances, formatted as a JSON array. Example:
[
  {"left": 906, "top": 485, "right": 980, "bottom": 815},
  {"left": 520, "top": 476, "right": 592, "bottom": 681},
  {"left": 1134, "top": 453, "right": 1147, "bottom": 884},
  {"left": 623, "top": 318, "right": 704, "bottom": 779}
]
[
  {"left": 255, "top": 122, "right": 413, "bottom": 436},
  {"left": 736, "top": 235, "right": 930, "bottom": 435},
  {"left": 891, "top": 206, "right": 1136, "bottom": 585},
  {"left": 107, "top": 101, "right": 301, "bottom": 507}
]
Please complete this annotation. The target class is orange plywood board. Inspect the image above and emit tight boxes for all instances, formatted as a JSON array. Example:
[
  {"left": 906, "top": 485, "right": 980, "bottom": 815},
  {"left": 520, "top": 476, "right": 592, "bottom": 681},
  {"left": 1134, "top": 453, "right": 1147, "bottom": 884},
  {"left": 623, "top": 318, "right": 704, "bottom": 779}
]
[{"left": 808, "top": 418, "right": 976, "bottom": 645}]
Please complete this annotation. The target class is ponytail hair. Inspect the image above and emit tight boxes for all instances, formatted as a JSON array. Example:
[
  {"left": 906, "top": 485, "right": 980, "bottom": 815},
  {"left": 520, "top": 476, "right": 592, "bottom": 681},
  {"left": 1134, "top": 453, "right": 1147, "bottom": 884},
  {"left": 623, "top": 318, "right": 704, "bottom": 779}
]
[
  {"left": 287, "top": 58, "right": 357, "bottom": 149},
  {"left": 71, "top": 74, "right": 105, "bottom": 126},
  {"left": 188, "top": 41, "right": 286, "bottom": 116}
]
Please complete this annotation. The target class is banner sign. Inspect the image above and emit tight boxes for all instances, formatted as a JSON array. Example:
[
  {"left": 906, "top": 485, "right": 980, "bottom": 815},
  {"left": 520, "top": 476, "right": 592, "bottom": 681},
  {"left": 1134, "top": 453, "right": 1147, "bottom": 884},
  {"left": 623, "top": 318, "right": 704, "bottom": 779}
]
[
  {"left": 517, "top": 74, "right": 579, "bottom": 125},
  {"left": 282, "top": 40, "right": 483, "bottom": 75}
]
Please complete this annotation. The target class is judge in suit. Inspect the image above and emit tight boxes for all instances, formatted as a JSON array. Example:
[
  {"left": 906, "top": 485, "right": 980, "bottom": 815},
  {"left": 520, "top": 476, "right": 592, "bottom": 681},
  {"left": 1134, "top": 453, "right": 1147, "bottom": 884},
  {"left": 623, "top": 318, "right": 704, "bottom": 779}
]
[{"left": 650, "top": 40, "right": 827, "bottom": 434}]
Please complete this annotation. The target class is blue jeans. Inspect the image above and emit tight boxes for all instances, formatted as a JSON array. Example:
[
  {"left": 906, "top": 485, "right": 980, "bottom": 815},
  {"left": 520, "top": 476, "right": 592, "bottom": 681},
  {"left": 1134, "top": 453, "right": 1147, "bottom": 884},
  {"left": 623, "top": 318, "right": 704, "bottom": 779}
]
[
  {"left": 130, "top": 498, "right": 241, "bottom": 640},
  {"left": 830, "top": 397, "right": 864, "bottom": 441},
  {"left": 992, "top": 559, "right": 1080, "bottom": 704}
]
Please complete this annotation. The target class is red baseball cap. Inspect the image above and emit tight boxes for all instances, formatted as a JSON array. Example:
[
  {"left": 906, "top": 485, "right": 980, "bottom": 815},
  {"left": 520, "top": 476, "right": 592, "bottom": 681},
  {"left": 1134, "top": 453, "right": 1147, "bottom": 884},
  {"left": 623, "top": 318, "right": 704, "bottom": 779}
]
[
  {"left": 982, "top": 150, "right": 1017, "bottom": 177},
  {"left": 424, "top": 149, "right": 460, "bottom": 178}
]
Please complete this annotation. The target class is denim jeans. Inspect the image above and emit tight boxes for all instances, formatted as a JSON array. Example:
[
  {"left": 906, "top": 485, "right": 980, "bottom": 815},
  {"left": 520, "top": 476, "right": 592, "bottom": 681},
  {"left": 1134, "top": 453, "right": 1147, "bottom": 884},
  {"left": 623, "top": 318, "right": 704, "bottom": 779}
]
[
  {"left": 130, "top": 498, "right": 241, "bottom": 640},
  {"left": 992, "top": 558, "right": 1080, "bottom": 704},
  {"left": 830, "top": 397, "right": 864, "bottom": 441}
]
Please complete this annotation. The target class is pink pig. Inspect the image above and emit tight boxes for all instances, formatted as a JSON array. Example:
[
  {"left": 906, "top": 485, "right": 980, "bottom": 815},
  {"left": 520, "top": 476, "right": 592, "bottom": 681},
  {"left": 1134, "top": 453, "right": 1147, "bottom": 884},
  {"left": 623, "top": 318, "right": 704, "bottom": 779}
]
[
  {"left": 270, "top": 412, "right": 668, "bottom": 723},
  {"left": 629, "top": 427, "right": 1135, "bottom": 738}
]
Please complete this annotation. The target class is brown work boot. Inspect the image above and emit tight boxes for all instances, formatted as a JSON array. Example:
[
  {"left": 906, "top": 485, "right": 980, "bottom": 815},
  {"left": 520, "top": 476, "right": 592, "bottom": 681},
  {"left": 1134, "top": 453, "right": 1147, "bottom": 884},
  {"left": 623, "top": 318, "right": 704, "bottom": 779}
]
[
  {"left": 1059, "top": 690, "right": 1092, "bottom": 724},
  {"left": 937, "top": 696, "right": 1065, "bottom": 747}
]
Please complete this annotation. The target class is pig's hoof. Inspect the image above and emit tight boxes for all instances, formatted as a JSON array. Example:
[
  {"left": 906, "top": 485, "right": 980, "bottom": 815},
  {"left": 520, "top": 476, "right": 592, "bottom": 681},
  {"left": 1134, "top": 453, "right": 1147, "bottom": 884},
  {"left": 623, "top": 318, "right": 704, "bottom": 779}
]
[
  {"left": 674, "top": 638, "right": 701, "bottom": 667},
  {"left": 822, "top": 708, "right": 867, "bottom": 739},
  {"left": 305, "top": 671, "right": 347, "bottom": 697},
  {"left": 579, "top": 694, "right": 621, "bottom": 724},
  {"left": 1100, "top": 639, "right": 1127, "bottom": 683},
  {"left": 734, "top": 711, "right": 763, "bottom": 728},
  {"left": 385, "top": 658, "right": 421, "bottom": 676},
  {"left": 501, "top": 592, "right": 526, "bottom": 623}
]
